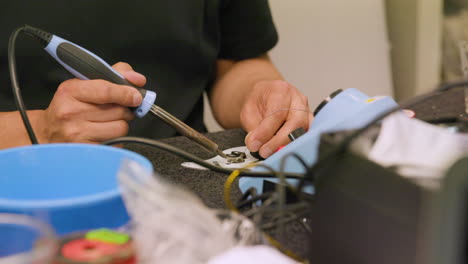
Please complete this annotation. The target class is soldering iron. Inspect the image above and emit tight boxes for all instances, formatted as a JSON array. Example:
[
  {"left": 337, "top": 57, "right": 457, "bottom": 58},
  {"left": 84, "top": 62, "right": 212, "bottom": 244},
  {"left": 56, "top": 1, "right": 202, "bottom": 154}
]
[{"left": 11, "top": 25, "right": 226, "bottom": 158}]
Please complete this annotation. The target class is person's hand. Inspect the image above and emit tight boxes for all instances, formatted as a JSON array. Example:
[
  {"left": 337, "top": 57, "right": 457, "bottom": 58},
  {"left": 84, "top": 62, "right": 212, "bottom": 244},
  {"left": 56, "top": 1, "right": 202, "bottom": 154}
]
[
  {"left": 241, "top": 80, "right": 312, "bottom": 158},
  {"left": 36, "top": 62, "right": 146, "bottom": 144}
]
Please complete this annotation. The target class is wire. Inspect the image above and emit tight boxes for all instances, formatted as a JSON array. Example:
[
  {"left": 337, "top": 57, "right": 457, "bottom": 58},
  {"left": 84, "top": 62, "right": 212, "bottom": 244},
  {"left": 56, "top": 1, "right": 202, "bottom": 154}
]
[
  {"left": 236, "top": 192, "right": 273, "bottom": 209},
  {"left": 223, "top": 161, "right": 264, "bottom": 210},
  {"left": 103, "top": 136, "right": 304, "bottom": 178},
  {"left": 227, "top": 152, "right": 312, "bottom": 231},
  {"left": 435, "top": 79, "right": 468, "bottom": 92},
  {"left": 276, "top": 152, "right": 309, "bottom": 240},
  {"left": 224, "top": 169, "right": 242, "bottom": 211},
  {"left": 8, "top": 26, "right": 38, "bottom": 144},
  {"left": 261, "top": 204, "right": 310, "bottom": 230},
  {"left": 237, "top": 187, "right": 259, "bottom": 205},
  {"left": 228, "top": 162, "right": 297, "bottom": 218},
  {"left": 224, "top": 163, "right": 278, "bottom": 227},
  {"left": 275, "top": 152, "right": 314, "bottom": 204},
  {"left": 279, "top": 152, "right": 310, "bottom": 175},
  {"left": 225, "top": 154, "right": 312, "bottom": 259}
]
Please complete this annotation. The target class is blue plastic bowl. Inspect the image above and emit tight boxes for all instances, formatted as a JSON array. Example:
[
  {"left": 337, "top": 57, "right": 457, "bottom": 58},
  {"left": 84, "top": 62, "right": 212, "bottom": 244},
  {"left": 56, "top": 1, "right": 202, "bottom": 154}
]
[{"left": 0, "top": 144, "right": 153, "bottom": 235}]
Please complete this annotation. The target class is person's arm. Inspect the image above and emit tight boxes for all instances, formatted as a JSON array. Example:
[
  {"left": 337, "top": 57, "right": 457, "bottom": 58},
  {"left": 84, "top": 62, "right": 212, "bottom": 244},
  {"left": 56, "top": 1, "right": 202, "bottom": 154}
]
[
  {"left": 0, "top": 62, "right": 144, "bottom": 150},
  {"left": 209, "top": 54, "right": 311, "bottom": 158},
  {"left": 0, "top": 110, "right": 46, "bottom": 149},
  {"left": 210, "top": 54, "right": 282, "bottom": 128},
  {"left": 210, "top": 0, "right": 311, "bottom": 158}
]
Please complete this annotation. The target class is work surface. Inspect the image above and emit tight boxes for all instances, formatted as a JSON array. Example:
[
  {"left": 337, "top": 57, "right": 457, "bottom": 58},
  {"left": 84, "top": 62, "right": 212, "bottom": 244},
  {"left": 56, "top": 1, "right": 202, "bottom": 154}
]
[
  {"left": 123, "top": 85, "right": 466, "bottom": 259},
  {"left": 125, "top": 128, "right": 310, "bottom": 258},
  {"left": 126, "top": 129, "right": 246, "bottom": 209}
]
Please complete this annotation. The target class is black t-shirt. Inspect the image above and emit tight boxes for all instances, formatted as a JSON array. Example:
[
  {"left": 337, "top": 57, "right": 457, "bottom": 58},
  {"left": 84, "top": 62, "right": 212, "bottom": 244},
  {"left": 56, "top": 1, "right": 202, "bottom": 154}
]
[{"left": 0, "top": 0, "right": 278, "bottom": 139}]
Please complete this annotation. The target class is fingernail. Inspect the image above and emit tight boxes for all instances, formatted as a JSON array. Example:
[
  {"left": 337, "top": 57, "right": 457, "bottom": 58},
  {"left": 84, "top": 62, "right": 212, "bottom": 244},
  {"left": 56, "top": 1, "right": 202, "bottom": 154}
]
[
  {"left": 250, "top": 140, "right": 262, "bottom": 152},
  {"left": 133, "top": 92, "right": 142, "bottom": 106},
  {"left": 260, "top": 147, "right": 273, "bottom": 158}
]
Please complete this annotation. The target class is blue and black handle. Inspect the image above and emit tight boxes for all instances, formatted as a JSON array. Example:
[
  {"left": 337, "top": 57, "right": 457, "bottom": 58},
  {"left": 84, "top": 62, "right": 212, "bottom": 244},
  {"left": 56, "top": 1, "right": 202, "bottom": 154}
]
[{"left": 23, "top": 25, "right": 156, "bottom": 118}]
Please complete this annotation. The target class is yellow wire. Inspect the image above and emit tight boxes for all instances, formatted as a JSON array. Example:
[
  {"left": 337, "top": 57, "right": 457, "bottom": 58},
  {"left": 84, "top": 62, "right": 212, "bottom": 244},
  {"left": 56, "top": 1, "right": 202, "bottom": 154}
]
[
  {"left": 224, "top": 162, "right": 257, "bottom": 211},
  {"left": 265, "top": 235, "right": 307, "bottom": 263},
  {"left": 224, "top": 169, "right": 241, "bottom": 212}
]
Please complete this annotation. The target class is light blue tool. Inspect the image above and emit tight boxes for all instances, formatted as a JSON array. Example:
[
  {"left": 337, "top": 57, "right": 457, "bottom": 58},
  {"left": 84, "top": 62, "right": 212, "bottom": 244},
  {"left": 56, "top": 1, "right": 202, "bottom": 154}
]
[{"left": 239, "top": 88, "right": 398, "bottom": 194}]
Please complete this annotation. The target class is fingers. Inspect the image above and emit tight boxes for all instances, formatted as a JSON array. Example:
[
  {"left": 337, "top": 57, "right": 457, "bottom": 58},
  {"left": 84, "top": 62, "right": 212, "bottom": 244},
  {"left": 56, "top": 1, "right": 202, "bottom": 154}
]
[
  {"left": 85, "top": 120, "right": 130, "bottom": 142},
  {"left": 113, "top": 62, "right": 147, "bottom": 87},
  {"left": 83, "top": 104, "right": 134, "bottom": 122},
  {"left": 256, "top": 110, "right": 309, "bottom": 158},
  {"left": 245, "top": 110, "right": 287, "bottom": 154},
  {"left": 42, "top": 62, "right": 145, "bottom": 145},
  {"left": 239, "top": 101, "right": 263, "bottom": 133},
  {"left": 112, "top": 62, "right": 133, "bottom": 71},
  {"left": 50, "top": 99, "right": 134, "bottom": 123},
  {"left": 58, "top": 79, "right": 142, "bottom": 107},
  {"left": 243, "top": 81, "right": 311, "bottom": 158},
  {"left": 243, "top": 80, "right": 290, "bottom": 152},
  {"left": 53, "top": 120, "right": 130, "bottom": 144}
]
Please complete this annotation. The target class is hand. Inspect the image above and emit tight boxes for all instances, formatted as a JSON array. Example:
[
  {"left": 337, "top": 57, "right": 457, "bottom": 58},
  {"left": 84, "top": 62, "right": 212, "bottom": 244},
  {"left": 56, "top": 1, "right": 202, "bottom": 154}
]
[
  {"left": 36, "top": 62, "right": 146, "bottom": 144},
  {"left": 241, "top": 80, "right": 312, "bottom": 158}
]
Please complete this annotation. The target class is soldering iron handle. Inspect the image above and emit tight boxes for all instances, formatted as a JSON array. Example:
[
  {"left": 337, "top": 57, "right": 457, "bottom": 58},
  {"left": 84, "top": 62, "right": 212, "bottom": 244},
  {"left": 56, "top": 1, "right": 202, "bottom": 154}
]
[{"left": 23, "top": 25, "right": 156, "bottom": 118}]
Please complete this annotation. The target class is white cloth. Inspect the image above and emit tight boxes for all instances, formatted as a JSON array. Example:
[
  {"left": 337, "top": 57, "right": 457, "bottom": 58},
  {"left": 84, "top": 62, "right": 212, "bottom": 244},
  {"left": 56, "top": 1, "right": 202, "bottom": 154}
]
[{"left": 367, "top": 113, "right": 468, "bottom": 179}]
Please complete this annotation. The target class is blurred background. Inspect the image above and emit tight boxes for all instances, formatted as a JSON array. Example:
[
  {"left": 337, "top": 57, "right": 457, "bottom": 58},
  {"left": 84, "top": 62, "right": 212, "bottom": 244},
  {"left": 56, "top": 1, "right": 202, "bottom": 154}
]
[{"left": 204, "top": 0, "right": 462, "bottom": 132}]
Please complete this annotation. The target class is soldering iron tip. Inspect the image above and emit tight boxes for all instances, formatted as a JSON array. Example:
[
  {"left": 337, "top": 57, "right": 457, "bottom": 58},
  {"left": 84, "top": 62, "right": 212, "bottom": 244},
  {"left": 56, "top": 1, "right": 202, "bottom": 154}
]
[{"left": 217, "top": 149, "right": 227, "bottom": 158}]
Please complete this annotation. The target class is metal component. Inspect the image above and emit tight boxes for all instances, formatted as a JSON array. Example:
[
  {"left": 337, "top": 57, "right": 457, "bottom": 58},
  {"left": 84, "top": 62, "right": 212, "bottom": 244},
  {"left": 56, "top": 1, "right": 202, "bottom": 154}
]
[
  {"left": 216, "top": 149, "right": 227, "bottom": 158},
  {"left": 150, "top": 105, "right": 227, "bottom": 158},
  {"left": 288, "top": 127, "right": 306, "bottom": 141},
  {"left": 226, "top": 151, "right": 246, "bottom": 158},
  {"left": 227, "top": 157, "right": 244, "bottom": 163},
  {"left": 226, "top": 151, "right": 246, "bottom": 163}
]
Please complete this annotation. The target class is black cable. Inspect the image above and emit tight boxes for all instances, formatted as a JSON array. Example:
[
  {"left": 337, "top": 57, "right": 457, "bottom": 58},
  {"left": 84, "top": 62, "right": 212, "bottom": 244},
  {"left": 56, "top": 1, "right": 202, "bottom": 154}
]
[
  {"left": 435, "top": 79, "right": 468, "bottom": 92},
  {"left": 236, "top": 192, "right": 274, "bottom": 209},
  {"left": 276, "top": 151, "right": 313, "bottom": 240},
  {"left": 102, "top": 136, "right": 305, "bottom": 179},
  {"left": 279, "top": 152, "right": 310, "bottom": 176},
  {"left": 275, "top": 152, "right": 314, "bottom": 204},
  {"left": 237, "top": 187, "right": 258, "bottom": 203},
  {"left": 233, "top": 153, "right": 312, "bottom": 237},
  {"left": 234, "top": 154, "right": 312, "bottom": 223},
  {"left": 261, "top": 205, "right": 310, "bottom": 230},
  {"left": 8, "top": 26, "right": 38, "bottom": 144}
]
